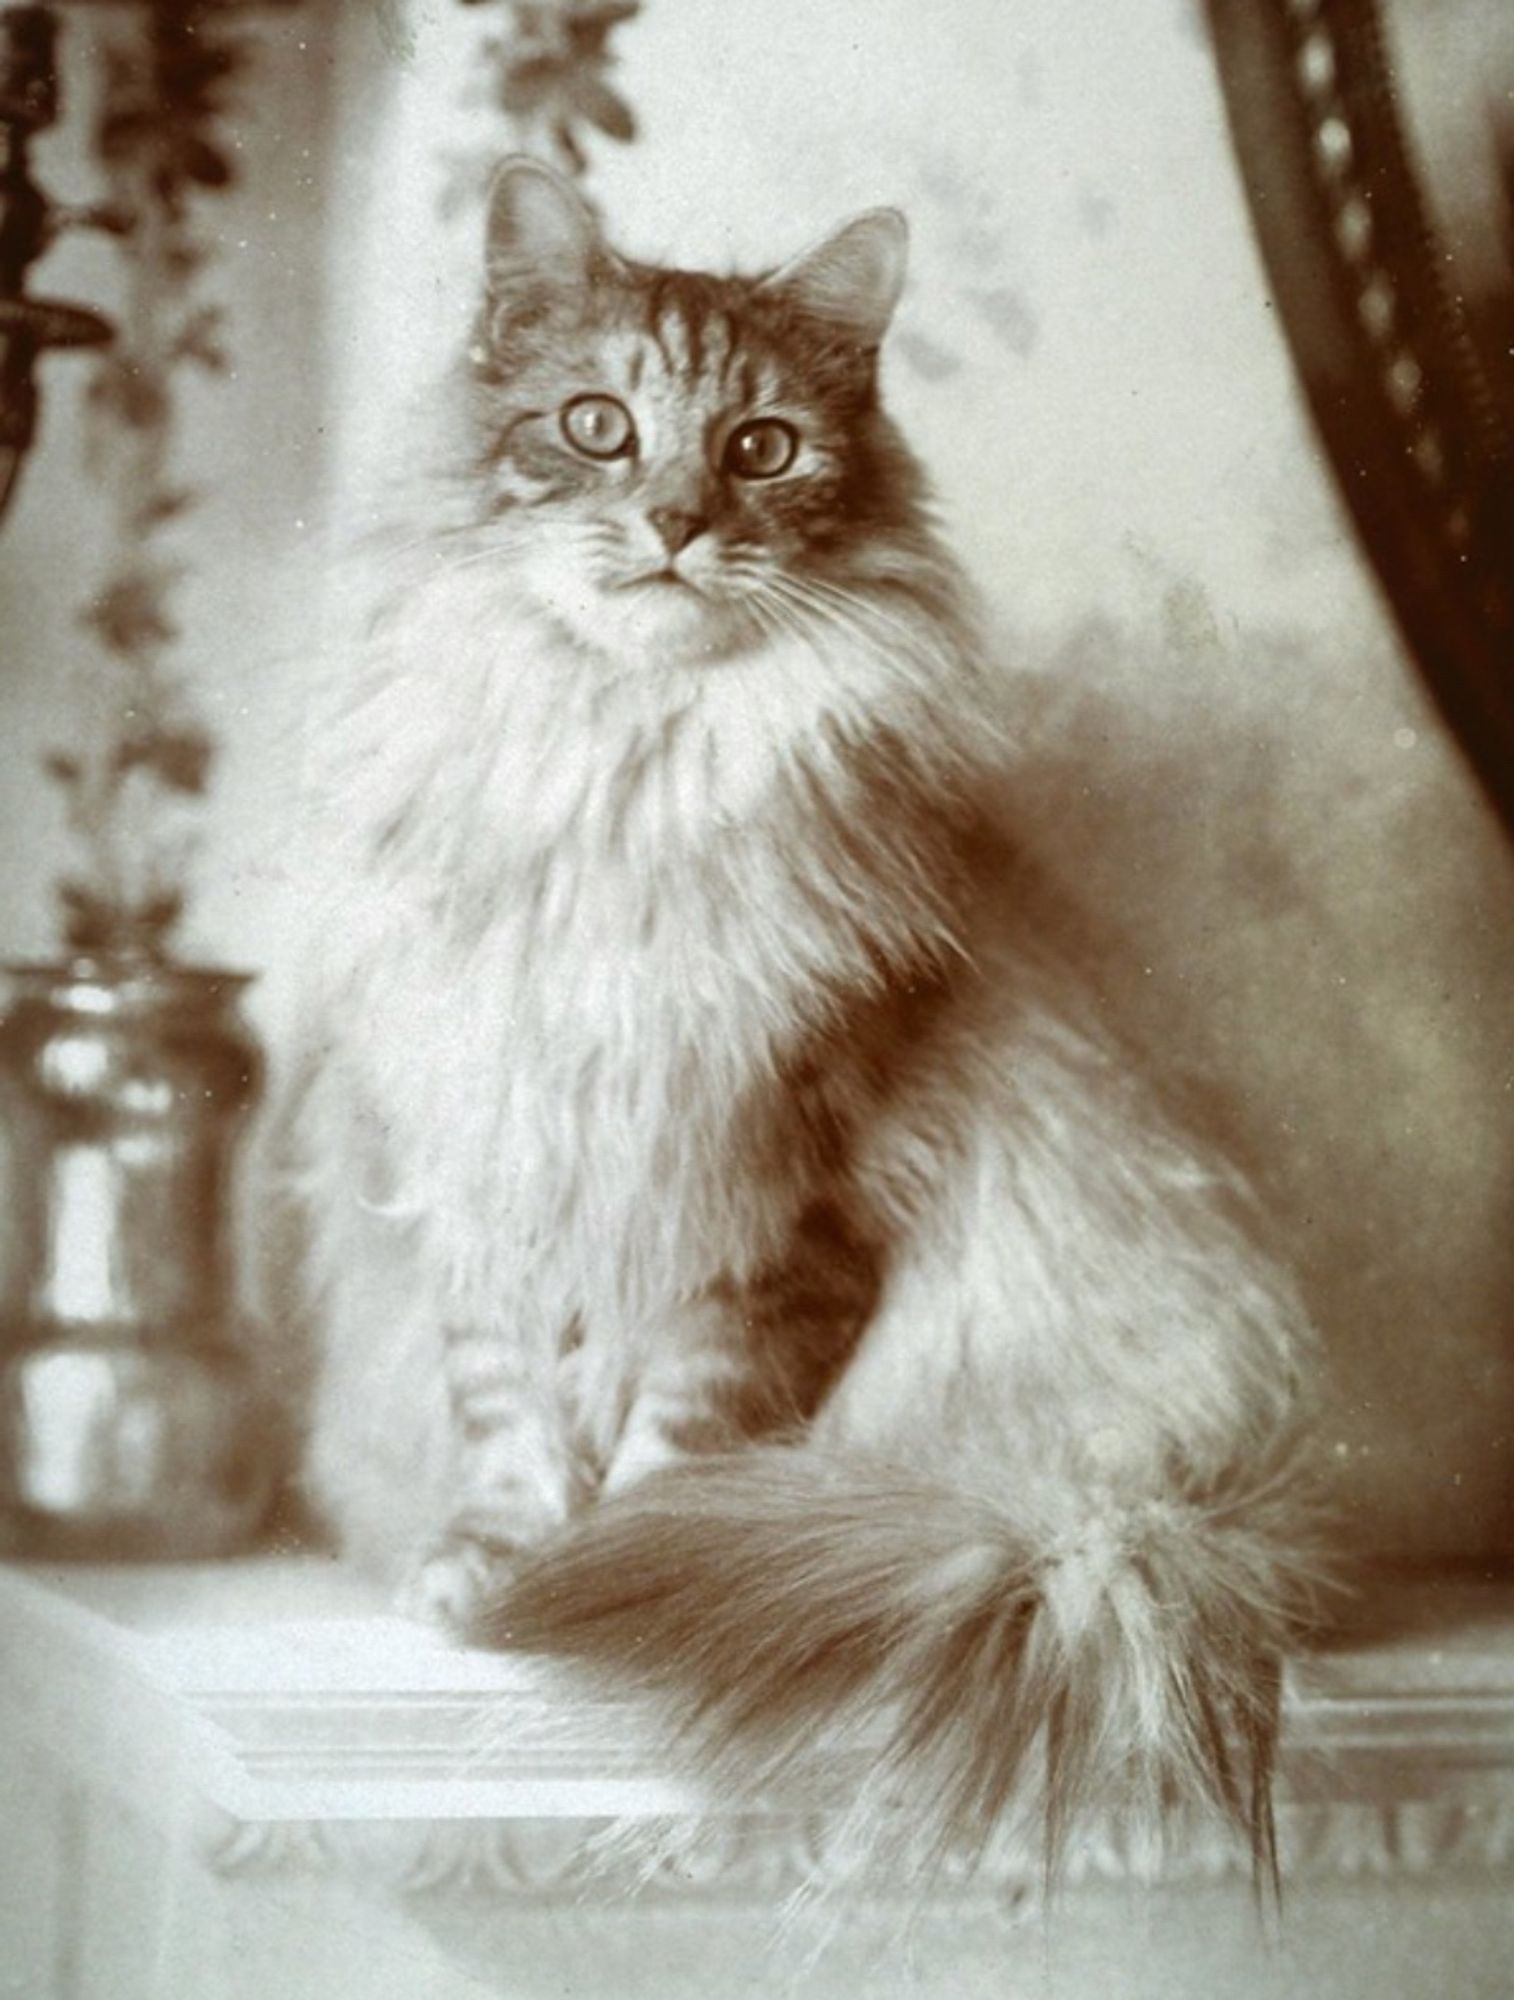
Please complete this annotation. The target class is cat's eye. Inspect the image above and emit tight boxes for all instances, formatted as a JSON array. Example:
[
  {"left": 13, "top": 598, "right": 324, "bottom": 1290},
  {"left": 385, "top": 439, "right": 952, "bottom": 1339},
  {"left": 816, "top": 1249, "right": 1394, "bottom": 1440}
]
[
  {"left": 560, "top": 395, "right": 636, "bottom": 460},
  {"left": 723, "top": 418, "right": 799, "bottom": 480}
]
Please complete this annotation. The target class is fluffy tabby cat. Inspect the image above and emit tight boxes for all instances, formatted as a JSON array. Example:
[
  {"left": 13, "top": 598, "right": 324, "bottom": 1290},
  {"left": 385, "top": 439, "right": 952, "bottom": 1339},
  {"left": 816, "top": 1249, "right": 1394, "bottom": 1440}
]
[{"left": 282, "top": 156, "right": 1317, "bottom": 1882}]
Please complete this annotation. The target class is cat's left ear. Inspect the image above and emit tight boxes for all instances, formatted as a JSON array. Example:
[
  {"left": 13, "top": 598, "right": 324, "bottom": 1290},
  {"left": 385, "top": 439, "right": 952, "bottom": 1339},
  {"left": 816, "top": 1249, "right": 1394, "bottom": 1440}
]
[{"left": 760, "top": 209, "right": 909, "bottom": 348}]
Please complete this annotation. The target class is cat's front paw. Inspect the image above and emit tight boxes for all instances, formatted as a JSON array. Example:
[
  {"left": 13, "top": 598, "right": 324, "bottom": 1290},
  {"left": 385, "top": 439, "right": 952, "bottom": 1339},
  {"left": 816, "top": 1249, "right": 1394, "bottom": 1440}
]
[{"left": 397, "top": 1527, "right": 520, "bottom": 1633}]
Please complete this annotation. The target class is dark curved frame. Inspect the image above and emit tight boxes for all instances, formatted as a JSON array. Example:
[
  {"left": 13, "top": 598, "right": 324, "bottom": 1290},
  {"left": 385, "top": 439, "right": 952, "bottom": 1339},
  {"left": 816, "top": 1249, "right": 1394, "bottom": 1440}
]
[{"left": 1208, "top": 0, "right": 1514, "bottom": 843}]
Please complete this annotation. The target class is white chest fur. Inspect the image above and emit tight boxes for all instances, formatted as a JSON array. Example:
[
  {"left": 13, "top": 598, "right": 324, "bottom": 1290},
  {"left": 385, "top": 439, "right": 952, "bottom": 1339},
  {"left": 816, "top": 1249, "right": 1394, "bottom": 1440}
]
[{"left": 301, "top": 566, "right": 959, "bottom": 1328}]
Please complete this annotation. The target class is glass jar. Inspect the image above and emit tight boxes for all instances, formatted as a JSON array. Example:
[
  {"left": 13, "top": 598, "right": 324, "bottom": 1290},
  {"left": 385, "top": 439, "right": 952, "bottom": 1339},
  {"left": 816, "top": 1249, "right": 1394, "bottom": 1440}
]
[{"left": 0, "top": 957, "right": 279, "bottom": 1557}]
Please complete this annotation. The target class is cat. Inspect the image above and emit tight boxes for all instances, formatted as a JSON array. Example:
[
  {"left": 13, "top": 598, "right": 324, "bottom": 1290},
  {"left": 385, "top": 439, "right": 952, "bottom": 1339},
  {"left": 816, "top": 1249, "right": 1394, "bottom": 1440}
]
[{"left": 279, "top": 154, "right": 1319, "bottom": 1885}]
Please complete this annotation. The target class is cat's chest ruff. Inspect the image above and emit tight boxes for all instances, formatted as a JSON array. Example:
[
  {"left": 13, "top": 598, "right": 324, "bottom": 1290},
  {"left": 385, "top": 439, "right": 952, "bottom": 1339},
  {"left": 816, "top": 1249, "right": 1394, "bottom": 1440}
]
[
  {"left": 481, "top": 634, "right": 872, "bottom": 866},
  {"left": 344, "top": 550, "right": 941, "bottom": 883},
  {"left": 355, "top": 635, "right": 974, "bottom": 1066}
]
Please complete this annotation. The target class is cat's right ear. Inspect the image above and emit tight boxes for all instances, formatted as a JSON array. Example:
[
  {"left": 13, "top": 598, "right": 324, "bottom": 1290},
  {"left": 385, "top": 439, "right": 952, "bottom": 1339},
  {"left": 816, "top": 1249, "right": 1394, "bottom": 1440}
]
[
  {"left": 759, "top": 208, "right": 909, "bottom": 349},
  {"left": 484, "top": 156, "right": 612, "bottom": 299}
]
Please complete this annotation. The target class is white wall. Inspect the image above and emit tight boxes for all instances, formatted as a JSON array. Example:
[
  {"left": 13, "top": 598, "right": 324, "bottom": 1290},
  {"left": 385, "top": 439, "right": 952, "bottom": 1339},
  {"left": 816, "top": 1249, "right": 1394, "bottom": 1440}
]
[{"left": 2, "top": 0, "right": 1513, "bottom": 1558}]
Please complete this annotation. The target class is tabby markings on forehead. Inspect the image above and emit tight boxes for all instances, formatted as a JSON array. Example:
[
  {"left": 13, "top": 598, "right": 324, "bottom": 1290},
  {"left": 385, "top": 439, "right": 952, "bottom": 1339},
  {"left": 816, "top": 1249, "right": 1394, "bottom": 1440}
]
[
  {"left": 648, "top": 303, "right": 689, "bottom": 379},
  {"left": 640, "top": 302, "right": 746, "bottom": 398},
  {"left": 663, "top": 305, "right": 730, "bottom": 390}
]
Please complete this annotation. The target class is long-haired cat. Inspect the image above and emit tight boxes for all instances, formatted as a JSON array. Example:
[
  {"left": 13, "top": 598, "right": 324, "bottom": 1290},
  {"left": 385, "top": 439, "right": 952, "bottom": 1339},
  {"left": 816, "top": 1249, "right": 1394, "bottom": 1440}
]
[{"left": 282, "top": 156, "right": 1317, "bottom": 1884}]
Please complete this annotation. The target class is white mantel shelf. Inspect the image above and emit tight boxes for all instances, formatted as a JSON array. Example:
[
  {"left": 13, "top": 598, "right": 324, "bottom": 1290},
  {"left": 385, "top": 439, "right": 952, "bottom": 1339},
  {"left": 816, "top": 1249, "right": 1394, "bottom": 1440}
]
[
  {"left": 2, "top": 1560, "right": 1512, "bottom": 1832},
  {"left": 3, "top": 1556, "right": 1514, "bottom": 1831},
  {"left": 4, "top": 1557, "right": 1514, "bottom": 1999}
]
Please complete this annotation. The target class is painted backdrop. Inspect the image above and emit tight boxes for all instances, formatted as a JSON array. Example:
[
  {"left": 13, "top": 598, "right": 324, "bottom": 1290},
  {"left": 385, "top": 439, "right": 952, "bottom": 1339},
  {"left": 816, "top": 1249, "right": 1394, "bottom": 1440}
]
[{"left": 1, "top": 0, "right": 1511, "bottom": 1558}]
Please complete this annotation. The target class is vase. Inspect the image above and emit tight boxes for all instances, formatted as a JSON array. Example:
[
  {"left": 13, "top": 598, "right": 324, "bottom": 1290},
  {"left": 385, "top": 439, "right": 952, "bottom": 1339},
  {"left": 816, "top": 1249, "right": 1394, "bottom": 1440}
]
[{"left": 0, "top": 956, "right": 279, "bottom": 1558}]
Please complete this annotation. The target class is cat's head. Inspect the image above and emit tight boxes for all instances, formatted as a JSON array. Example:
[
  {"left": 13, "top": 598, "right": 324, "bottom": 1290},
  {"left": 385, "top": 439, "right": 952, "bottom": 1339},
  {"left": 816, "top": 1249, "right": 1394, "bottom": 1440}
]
[{"left": 459, "top": 158, "right": 936, "bottom": 667}]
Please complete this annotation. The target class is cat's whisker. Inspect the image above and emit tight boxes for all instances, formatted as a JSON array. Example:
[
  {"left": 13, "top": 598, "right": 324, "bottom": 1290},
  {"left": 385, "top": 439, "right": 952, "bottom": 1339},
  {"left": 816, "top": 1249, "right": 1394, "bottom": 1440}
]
[
  {"left": 733, "top": 590, "right": 785, "bottom": 648},
  {"left": 790, "top": 565, "right": 937, "bottom": 634},
  {"left": 412, "top": 532, "right": 541, "bottom": 583},
  {"left": 773, "top": 569, "right": 937, "bottom": 657},
  {"left": 755, "top": 595, "right": 843, "bottom": 669},
  {"left": 761, "top": 566, "right": 898, "bottom": 635},
  {"left": 740, "top": 583, "right": 813, "bottom": 651},
  {"left": 761, "top": 573, "right": 928, "bottom": 680},
  {"left": 777, "top": 575, "right": 970, "bottom": 693}
]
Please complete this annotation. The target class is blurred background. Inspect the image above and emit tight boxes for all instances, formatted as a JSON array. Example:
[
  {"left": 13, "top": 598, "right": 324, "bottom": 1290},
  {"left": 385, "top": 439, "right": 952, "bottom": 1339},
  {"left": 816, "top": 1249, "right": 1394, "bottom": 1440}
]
[{"left": 2, "top": 0, "right": 1511, "bottom": 1564}]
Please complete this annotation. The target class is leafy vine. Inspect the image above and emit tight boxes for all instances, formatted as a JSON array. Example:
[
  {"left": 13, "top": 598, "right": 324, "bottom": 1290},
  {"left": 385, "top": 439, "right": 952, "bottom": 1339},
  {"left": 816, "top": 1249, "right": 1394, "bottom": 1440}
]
[
  {"left": 443, "top": 0, "right": 639, "bottom": 212},
  {"left": 46, "top": 0, "right": 638, "bottom": 956},
  {"left": 466, "top": 0, "right": 638, "bottom": 173},
  {"left": 48, "top": 1, "right": 252, "bottom": 959}
]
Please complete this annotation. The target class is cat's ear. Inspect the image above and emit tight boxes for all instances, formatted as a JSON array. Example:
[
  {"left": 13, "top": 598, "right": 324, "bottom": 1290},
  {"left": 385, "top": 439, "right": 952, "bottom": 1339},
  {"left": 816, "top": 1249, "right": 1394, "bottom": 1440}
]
[
  {"left": 483, "top": 155, "right": 615, "bottom": 298},
  {"left": 761, "top": 209, "right": 909, "bottom": 347}
]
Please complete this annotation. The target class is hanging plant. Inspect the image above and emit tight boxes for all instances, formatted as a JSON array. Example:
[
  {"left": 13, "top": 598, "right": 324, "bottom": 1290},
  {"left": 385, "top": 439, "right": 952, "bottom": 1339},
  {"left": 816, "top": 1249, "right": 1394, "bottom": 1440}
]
[
  {"left": 442, "top": 0, "right": 640, "bottom": 212},
  {"left": 475, "top": 0, "right": 639, "bottom": 173},
  {"left": 47, "top": 0, "right": 253, "bottom": 961}
]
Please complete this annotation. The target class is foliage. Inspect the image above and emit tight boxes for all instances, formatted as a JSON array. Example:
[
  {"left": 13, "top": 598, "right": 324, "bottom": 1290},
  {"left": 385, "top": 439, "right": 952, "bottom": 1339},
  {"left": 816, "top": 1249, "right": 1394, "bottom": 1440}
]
[
  {"left": 463, "top": 0, "right": 640, "bottom": 178},
  {"left": 45, "top": 0, "right": 642, "bottom": 956},
  {"left": 48, "top": 1, "right": 252, "bottom": 959}
]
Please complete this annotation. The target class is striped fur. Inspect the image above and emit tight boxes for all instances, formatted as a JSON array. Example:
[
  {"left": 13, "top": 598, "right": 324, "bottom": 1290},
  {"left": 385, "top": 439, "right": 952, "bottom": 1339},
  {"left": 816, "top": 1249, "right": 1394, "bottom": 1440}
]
[{"left": 281, "top": 159, "right": 1319, "bottom": 1878}]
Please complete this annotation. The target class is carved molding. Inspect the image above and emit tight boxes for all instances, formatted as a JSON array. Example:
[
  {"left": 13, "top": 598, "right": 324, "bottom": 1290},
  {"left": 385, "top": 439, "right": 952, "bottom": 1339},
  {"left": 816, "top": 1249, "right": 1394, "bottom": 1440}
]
[{"left": 193, "top": 1797, "right": 1514, "bottom": 1905}]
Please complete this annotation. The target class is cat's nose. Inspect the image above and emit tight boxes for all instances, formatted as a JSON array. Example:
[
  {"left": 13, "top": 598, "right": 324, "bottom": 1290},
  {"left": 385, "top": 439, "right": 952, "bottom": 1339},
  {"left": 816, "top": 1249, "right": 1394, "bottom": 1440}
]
[{"left": 648, "top": 507, "right": 708, "bottom": 556}]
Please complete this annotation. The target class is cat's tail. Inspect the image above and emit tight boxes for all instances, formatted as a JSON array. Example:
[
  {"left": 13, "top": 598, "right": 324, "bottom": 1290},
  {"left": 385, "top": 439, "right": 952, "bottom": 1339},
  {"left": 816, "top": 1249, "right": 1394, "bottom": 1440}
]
[{"left": 468, "top": 1444, "right": 1316, "bottom": 1887}]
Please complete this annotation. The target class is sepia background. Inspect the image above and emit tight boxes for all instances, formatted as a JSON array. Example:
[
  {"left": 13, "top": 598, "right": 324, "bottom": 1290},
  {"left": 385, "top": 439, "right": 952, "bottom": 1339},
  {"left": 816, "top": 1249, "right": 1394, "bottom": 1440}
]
[{"left": 2, "top": 0, "right": 1513, "bottom": 1571}]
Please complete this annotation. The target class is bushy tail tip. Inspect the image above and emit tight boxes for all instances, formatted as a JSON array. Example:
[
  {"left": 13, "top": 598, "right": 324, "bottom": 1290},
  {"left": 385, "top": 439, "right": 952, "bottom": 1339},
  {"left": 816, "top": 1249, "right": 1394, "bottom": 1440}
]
[{"left": 471, "top": 1446, "right": 1316, "bottom": 1890}]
